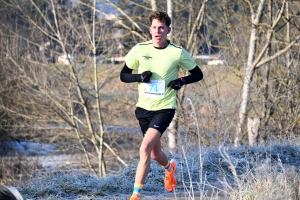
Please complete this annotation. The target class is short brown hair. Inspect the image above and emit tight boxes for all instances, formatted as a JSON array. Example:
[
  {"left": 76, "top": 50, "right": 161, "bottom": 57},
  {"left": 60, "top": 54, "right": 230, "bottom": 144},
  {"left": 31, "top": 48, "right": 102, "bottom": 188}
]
[{"left": 149, "top": 11, "right": 171, "bottom": 27}]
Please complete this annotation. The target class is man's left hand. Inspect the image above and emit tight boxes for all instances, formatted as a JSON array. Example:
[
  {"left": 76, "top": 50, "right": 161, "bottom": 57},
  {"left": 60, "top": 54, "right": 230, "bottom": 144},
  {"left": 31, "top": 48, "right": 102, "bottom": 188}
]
[{"left": 167, "top": 78, "right": 184, "bottom": 90}]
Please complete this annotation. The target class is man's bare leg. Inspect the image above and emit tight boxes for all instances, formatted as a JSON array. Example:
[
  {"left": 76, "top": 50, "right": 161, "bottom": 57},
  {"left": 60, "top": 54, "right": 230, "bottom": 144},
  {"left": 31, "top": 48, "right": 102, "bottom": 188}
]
[{"left": 134, "top": 128, "right": 168, "bottom": 184}]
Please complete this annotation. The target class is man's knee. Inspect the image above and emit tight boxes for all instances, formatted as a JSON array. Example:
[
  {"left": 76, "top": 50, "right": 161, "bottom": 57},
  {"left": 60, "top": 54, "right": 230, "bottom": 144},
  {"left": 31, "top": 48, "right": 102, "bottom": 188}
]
[{"left": 139, "top": 143, "right": 152, "bottom": 156}]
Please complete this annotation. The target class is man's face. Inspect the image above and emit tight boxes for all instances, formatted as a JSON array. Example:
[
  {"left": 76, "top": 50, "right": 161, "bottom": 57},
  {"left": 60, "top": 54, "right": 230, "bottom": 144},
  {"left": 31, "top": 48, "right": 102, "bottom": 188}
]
[{"left": 149, "top": 19, "right": 171, "bottom": 44}]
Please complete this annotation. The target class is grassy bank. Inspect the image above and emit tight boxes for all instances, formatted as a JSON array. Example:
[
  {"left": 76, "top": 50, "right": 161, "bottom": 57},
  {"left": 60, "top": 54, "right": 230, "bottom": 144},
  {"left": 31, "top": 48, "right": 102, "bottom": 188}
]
[{"left": 16, "top": 141, "right": 300, "bottom": 199}]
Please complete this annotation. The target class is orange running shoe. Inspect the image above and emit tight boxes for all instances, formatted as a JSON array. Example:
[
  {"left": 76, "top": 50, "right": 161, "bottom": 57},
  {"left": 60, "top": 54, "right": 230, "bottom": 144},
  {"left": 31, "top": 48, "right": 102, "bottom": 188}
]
[
  {"left": 129, "top": 195, "right": 139, "bottom": 200},
  {"left": 164, "top": 159, "right": 177, "bottom": 192}
]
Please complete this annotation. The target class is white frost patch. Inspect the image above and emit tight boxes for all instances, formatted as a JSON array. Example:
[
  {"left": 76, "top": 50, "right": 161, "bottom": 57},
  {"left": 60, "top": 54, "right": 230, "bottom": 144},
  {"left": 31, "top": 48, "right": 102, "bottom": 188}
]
[{"left": 3, "top": 141, "right": 56, "bottom": 155}]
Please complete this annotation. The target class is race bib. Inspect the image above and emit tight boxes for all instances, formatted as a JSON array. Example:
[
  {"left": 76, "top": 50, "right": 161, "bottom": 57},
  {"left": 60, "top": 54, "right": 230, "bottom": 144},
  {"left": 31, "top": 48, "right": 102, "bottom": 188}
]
[{"left": 142, "top": 80, "right": 165, "bottom": 98}]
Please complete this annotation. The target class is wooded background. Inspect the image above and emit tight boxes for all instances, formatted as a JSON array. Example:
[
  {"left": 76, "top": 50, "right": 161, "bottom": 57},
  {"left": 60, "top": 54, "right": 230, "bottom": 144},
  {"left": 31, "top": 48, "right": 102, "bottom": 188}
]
[{"left": 0, "top": 0, "right": 299, "bottom": 181}]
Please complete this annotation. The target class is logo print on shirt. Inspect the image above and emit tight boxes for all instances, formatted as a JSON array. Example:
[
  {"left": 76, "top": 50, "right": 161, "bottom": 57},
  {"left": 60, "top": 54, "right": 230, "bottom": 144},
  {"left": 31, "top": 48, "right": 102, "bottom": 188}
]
[
  {"left": 154, "top": 125, "right": 160, "bottom": 128},
  {"left": 142, "top": 53, "right": 152, "bottom": 60}
]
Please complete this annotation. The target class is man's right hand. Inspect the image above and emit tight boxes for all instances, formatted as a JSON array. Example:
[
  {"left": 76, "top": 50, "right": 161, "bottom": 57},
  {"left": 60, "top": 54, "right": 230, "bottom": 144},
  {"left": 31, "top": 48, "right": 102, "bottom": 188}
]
[{"left": 139, "top": 71, "right": 152, "bottom": 83}]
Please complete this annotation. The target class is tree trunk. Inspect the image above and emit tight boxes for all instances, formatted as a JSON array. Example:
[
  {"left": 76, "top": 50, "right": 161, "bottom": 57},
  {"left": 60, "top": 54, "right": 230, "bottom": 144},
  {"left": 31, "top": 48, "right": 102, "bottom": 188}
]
[
  {"left": 167, "top": 0, "right": 207, "bottom": 150},
  {"left": 151, "top": 0, "right": 157, "bottom": 11},
  {"left": 92, "top": 0, "right": 106, "bottom": 176},
  {"left": 261, "top": 0, "right": 272, "bottom": 142},
  {"left": 248, "top": 117, "right": 261, "bottom": 146},
  {"left": 165, "top": 0, "right": 176, "bottom": 150},
  {"left": 234, "top": 0, "right": 265, "bottom": 147},
  {"left": 167, "top": 0, "right": 173, "bottom": 41}
]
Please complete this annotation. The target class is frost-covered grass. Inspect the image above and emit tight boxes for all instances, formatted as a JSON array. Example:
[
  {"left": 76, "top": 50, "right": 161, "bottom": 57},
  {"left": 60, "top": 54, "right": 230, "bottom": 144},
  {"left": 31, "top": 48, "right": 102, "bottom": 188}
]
[{"left": 16, "top": 142, "right": 300, "bottom": 200}]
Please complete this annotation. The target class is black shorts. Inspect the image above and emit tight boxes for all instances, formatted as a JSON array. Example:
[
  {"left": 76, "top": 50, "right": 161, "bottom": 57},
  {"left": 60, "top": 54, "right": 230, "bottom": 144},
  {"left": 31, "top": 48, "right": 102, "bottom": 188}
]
[{"left": 135, "top": 107, "right": 175, "bottom": 136}]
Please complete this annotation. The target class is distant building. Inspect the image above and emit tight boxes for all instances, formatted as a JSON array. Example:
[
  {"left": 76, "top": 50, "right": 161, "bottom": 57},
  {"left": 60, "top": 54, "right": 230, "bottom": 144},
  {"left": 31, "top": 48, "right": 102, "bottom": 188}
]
[
  {"left": 194, "top": 55, "right": 225, "bottom": 66},
  {"left": 207, "top": 59, "right": 224, "bottom": 66},
  {"left": 57, "top": 54, "right": 74, "bottom": 65}
]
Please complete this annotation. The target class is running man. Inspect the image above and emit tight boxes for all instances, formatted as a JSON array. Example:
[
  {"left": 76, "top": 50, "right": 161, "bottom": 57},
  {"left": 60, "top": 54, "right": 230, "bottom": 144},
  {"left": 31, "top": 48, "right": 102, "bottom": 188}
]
[{"left": 120, "top": 11, "right": 203, "bottom": 200}]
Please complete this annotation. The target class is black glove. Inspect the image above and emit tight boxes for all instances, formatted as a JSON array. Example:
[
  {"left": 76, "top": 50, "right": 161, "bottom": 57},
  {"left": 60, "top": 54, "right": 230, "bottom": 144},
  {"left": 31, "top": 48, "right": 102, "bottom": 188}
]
[
  {"left": 167, "top": 78, "right": 184, "bottom": 90},
  {"left": 139, "top": 71, "right": 152, "bottom": 83}
]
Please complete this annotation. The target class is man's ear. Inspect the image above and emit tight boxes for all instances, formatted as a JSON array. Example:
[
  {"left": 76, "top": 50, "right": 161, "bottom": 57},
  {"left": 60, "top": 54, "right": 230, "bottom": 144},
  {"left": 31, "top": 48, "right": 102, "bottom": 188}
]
[{"left": 168, "top": 27, "right": 171, "bottom": 34}]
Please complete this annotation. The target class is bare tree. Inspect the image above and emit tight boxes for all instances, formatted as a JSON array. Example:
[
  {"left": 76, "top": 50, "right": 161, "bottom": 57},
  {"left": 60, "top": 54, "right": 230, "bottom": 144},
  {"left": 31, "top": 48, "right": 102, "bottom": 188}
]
[
  {"left": 234, "top": 0, "right": 266, "bottom": 146},
  {"left": 0, "top": 0, "right": 134, "bottom": 176},
  {"left": 234, "top": 0, "right": 300, "bottom": 146}
]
